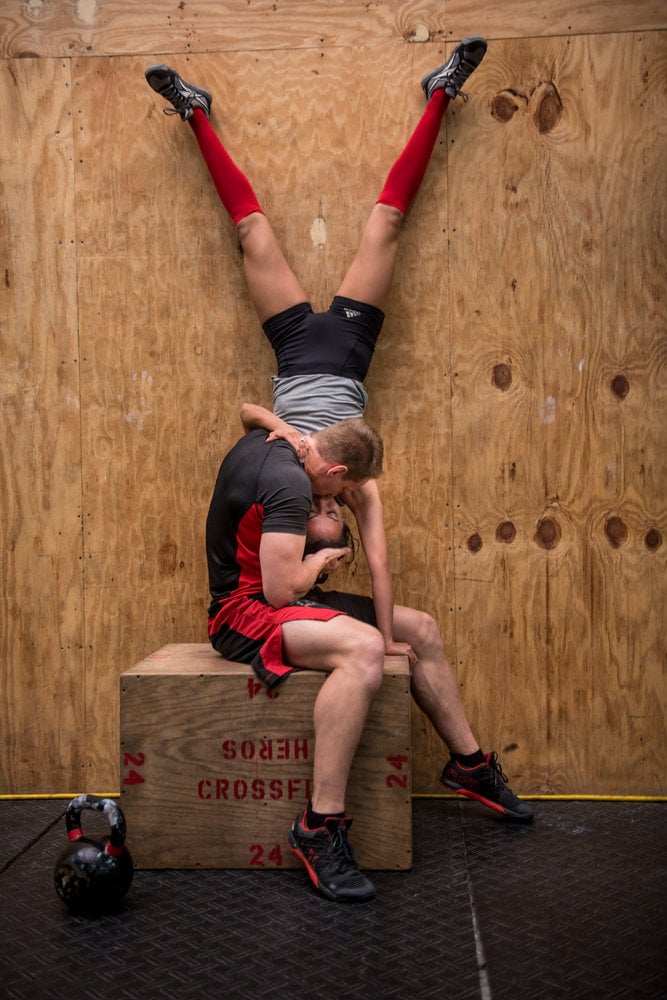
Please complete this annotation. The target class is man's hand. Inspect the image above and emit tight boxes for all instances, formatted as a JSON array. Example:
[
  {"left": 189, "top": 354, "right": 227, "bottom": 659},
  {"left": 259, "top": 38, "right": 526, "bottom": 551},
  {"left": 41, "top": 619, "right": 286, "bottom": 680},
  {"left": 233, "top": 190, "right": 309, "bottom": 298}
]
[
  {"left": 303, "top": 547, "right": 350, "bottom": 576},
  {"left": 260, "top": 533, "right": 348, "bottom": 607},
  {"left": 384, "top": 640, "right": 417, "bottom": 667}
]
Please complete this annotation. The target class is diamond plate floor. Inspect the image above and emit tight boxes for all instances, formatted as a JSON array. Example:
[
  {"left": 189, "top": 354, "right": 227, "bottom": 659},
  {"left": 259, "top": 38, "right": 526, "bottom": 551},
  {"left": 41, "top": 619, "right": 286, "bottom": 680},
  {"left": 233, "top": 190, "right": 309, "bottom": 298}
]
[{"left": 0, "top": 798, "right": 665, "bottom": 1000}]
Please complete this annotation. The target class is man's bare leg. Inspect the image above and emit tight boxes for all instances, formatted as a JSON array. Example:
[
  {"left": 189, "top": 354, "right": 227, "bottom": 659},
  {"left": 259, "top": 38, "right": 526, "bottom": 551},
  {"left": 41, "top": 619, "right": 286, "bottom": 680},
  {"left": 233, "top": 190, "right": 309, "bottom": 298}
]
[
  {"left": 281, "top": 615, "right": 385, "bottom": 813},
  {"left": 392, "top": 604, "right": 534, "bottom": 822},
  {"left": 280, "top": 614, "right": 385, "bottom": 902}
]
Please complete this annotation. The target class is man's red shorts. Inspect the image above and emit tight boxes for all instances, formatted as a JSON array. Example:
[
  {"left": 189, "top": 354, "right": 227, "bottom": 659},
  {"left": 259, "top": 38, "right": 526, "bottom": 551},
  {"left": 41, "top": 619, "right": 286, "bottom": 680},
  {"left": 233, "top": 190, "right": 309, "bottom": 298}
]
[{"left": 208, "top": 588, "right": 376, "bottom": 688}]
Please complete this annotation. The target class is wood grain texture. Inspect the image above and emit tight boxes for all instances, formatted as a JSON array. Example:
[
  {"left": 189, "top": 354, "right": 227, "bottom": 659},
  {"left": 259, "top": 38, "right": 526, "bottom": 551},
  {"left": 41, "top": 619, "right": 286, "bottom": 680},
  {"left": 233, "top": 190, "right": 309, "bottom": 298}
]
[
  {"left": 0, "top": 58, "right": 86, "bottom": 792},
  {"left": 120, "top": 646, "right": 412, "bottom": 869},
  {"left": 1, "top": 0, "right": 665, "bottom": 60},
  {"left": 446, "top": 31, "right": 666, "bottom": 794},
  {"left": 1, "top": 16, "right": 665, "bottom": 798}
]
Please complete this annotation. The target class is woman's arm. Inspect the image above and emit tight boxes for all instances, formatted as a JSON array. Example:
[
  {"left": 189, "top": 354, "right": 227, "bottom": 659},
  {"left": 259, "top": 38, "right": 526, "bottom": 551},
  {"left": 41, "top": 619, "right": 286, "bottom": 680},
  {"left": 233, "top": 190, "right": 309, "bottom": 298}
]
[
  {"left": 240, "top": 403, "right": 307, "bottom": 459},
  {"left": 341, "top": 480, "right": 414, "bottom": 661}
]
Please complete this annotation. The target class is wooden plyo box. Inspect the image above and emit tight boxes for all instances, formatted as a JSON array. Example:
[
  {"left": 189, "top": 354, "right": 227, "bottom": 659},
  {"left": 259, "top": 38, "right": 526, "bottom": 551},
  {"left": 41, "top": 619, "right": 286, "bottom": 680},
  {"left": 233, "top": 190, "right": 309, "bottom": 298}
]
[{"left": 120, "top": 643, "right": 412, "bottom": 870}]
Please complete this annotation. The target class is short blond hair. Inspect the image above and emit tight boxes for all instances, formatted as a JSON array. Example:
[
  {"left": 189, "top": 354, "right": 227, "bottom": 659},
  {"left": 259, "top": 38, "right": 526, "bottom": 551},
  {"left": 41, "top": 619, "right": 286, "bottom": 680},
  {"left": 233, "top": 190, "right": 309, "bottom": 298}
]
[{"left": 312, "top": 418, "right": 383, "bottom": 482}]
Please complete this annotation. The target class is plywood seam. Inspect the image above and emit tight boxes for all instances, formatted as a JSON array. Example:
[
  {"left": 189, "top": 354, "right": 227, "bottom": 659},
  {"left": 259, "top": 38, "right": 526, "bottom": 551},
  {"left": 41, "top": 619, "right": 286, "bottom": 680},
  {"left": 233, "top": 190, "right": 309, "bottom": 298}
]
[
  {"left": 68, "top": 56, "right": 90, "bottom": 713},
  {"left": 443, "top": 70, "right": 461, "bottom": 675}
]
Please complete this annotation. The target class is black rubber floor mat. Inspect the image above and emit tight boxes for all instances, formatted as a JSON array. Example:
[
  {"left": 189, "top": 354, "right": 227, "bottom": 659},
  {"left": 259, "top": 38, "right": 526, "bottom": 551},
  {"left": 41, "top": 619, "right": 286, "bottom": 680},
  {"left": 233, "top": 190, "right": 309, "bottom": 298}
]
[{"left": 0, "top": 798, "right": 664, "bottom": 999}]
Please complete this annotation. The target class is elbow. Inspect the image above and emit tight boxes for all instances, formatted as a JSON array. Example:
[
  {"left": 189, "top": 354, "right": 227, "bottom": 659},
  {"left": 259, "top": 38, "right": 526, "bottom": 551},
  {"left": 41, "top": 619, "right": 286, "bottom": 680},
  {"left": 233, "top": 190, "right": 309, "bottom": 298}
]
[{"left": 262, "top": 584, "right": 294, "bottom": 609}]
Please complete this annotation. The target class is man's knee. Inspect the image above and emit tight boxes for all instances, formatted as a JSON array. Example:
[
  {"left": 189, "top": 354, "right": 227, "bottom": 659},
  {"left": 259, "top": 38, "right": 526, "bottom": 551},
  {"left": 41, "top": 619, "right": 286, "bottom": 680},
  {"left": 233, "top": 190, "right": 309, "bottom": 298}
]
[
  {"left": 337, "top": 620, "right": 386, "bottom": 693},
  {"left": 357, "top": 627, "right": 386, "bottom": 692},
  {"left": 405, "top": 609, "right": 444, "bottom": 655}
]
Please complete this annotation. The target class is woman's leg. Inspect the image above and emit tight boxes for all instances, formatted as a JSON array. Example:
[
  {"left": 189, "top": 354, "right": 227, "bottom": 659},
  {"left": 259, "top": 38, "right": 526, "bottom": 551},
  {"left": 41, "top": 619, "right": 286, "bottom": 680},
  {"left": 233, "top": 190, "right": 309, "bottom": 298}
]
[
  {"left": 336, "top": 89, "right": 449, "bottom": 311},
  {"left": 189, "top": 108, "right": 307, "bottom": 324}
]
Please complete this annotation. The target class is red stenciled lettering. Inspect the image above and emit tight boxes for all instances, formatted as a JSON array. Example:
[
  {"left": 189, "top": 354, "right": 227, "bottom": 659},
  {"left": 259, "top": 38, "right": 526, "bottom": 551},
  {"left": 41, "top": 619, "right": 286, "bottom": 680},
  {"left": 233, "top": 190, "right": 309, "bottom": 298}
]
[
  {"left": 269, "top": 779, "right": 283, "bottom": 800},
  {"left": 386, "top": 774, "right": 408, "bottom": 789},
  {"left": 241, "top": 740, "right": 256, "bottom": 760},
  {"left": 249, "top": 844, "right": 284, "bottom": 867},
  {"left": 288, "top": 778, "right": 309, "bottom": 800},
  {"left": 122, "top": 751, "right": 145, "bottom": 785},
  {"left": 267, "top": 844, "right": 283, "bottom": 866},
  {"left": 387, "top": 754, "right": 409, "bottom": 771},
  {"left": 247, "top": 678, "right": 262, "bottom": 699},
  {"left": 198, "top": 775, "right": 311, "bottom": 802},
  {"left": 218, "top": 737, "right": 311, "bottom": 761},
  {"left": 249, "top": 844, "right": 264, "bottom": 866},
  {"left": 123, "top": 770, "right": 145, "bottom": 786},
  {"left": 251, "top": 778, "right": 266, "bottom": 800},
  {"left": 266, "top": 686, "right": 280, "bottom": 699}
]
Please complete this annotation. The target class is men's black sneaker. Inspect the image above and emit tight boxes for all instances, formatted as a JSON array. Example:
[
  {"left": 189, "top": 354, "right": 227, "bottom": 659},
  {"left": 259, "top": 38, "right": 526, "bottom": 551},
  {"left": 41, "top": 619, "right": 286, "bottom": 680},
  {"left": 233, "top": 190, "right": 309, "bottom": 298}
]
[
  {"left": 144, "top": 64, "right": 212, "bottom": 121},
  {"left": 421, "top": 36, "right": 487, "bottom": 102},
  {"left": 440, "top": 751, "right": 534, "bottom": 822},
  {"left": 287, "top": 811, "right": 375, "bottom": 902}
]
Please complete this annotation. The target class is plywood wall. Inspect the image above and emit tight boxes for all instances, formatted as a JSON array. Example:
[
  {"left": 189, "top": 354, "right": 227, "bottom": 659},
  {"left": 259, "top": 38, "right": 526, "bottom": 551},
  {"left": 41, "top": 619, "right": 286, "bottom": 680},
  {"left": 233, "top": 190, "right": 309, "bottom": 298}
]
[{"left": 1, "top": 1, "right": 665, "bottom": 797}]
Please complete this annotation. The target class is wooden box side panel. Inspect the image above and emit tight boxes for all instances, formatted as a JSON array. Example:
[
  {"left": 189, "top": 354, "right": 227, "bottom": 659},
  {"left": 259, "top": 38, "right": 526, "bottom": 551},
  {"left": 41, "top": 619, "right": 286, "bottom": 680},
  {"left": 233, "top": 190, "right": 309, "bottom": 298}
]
[{"left": 120, "top": 664, "right": 411, "bottom": 870}]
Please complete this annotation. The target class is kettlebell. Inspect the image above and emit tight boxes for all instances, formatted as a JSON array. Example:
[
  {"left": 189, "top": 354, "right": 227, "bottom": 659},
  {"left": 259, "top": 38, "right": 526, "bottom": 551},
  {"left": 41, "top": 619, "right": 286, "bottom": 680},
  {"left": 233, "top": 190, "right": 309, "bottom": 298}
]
[{"left": 54, "top": 794, "right": 134, "bottom": 911}]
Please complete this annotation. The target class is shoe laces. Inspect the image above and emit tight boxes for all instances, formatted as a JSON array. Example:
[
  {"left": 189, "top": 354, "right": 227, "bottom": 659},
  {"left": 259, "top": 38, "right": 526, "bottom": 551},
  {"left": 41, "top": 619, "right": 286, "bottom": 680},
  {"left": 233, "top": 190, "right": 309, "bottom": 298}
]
[
  {"left": 326, "top": 820, "right": 356, "bottom": 868},
  {"left": 486, "top": 752, "right": 509, "bottom": 786},
  {"left": 445, "top": 54, "right": 481, "bottom": 100},
  {"left": 156, "top": 79, "right": 193, "bottom": 116}
]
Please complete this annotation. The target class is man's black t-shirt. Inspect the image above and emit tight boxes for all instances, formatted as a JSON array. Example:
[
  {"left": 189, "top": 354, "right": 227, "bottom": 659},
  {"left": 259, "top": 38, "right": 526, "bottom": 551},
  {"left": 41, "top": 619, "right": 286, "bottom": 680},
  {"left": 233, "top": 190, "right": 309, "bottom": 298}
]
[{"left": 206, "top": 429, "right": 311, "bottom": 609}]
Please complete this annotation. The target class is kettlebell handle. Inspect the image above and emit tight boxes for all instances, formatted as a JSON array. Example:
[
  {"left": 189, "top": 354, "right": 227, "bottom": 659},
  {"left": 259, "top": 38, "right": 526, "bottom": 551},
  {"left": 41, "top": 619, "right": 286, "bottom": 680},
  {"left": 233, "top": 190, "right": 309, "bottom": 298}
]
[{"left": 65, "top": 794, "right": 127, "bottom": 857}]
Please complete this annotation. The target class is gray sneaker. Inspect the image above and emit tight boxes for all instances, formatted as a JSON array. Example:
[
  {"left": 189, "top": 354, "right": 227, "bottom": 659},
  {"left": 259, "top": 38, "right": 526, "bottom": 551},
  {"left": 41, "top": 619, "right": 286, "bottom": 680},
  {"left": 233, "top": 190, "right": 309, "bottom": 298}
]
[
  {"left": 144, "top": 64, "right": 212, "bottom": 121},
  {"left": 421, "top": 36, "right": 487, "bottom": 102}
]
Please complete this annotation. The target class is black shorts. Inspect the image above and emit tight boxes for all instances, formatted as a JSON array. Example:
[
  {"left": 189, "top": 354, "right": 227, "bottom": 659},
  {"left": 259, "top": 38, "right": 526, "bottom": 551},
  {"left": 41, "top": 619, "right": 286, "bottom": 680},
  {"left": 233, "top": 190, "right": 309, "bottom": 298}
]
[
  {"left": 307, "top": 586, "right": 377, "bottom": 625},
  {"left": 262, "top": 296, "right": 384, "bottom": 382}
]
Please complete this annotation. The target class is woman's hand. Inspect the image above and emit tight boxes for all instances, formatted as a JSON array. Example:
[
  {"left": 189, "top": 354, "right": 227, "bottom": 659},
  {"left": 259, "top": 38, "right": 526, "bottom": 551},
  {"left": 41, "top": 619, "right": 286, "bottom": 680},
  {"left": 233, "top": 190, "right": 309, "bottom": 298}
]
[
  {"left": 383, "top": 640, "right": 417, "bottom": 667},
  {"left": 266, "top": 423, "right": 308, "bottom": 462}
]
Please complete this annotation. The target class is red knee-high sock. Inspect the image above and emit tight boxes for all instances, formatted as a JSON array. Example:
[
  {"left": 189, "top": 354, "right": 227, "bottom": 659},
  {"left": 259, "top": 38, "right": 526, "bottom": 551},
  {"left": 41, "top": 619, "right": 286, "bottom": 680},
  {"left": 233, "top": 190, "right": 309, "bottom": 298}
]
[
  {"left": 189, "top": 108, "right": 263, "bottom": 225},
  {"left": 376, "top": 90, "right": 449, "bottom": 214}
]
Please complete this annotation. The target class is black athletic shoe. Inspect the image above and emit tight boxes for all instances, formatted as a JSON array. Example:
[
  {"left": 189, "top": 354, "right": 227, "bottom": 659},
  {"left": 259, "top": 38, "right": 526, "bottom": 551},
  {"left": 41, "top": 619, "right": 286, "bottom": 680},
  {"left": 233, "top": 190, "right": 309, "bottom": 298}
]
[
  {"left": 421, "top": 36, "right": 487, "bottom": 102},
  {"left": 287, "top": 811, "right": 376, "bottom": 902},
  {"left": 144, "top": 64, "right": 212, "bottom": 121},
  {"left": 440, "top": 752, "right": 534, "bottom": 822}
]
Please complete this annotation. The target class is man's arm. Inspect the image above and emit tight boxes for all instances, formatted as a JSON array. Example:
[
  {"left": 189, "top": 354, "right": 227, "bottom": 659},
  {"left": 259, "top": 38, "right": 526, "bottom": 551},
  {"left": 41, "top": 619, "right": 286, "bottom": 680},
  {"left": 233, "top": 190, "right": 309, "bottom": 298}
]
[
  {"left": 341, "top": 480, "right": 413, "bottom": 660},
  {"left": 259, "top": 531, "right": 349, "bottom": 608}
]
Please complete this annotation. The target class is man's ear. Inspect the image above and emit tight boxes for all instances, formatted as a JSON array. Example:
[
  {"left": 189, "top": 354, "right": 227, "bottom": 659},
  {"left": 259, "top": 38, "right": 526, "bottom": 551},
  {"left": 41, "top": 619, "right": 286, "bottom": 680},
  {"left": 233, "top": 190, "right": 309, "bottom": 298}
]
[{"left": 326, "top": 464, "right": 348, "bottom": 478}]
